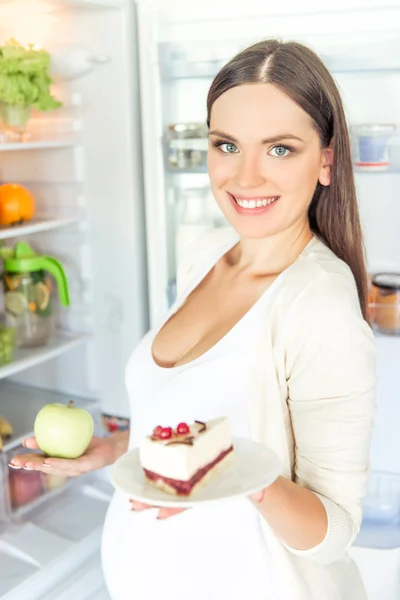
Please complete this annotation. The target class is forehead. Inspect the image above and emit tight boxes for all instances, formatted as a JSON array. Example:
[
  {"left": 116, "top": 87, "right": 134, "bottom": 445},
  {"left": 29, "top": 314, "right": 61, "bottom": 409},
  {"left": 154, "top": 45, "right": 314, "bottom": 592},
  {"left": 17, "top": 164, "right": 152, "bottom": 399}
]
[{"left": 210, "top": 83, "right": 315, "bottom": 139}]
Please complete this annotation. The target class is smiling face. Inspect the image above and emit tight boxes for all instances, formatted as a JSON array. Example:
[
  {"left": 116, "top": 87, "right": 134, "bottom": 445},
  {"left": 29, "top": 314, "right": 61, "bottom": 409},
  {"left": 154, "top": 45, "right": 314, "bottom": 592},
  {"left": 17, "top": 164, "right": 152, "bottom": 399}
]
[{"left": 208, "top": 83, "right": 332, "bottom": 239}]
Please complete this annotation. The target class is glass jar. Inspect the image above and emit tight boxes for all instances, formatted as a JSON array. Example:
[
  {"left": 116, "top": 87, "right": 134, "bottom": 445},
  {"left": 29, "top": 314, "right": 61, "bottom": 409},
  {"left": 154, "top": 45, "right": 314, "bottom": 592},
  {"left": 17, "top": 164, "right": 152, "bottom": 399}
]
[
  {"left": 369, "top": 273, "right": 400, "bottom": 335},
  {"left": 3, "top": 270, "right": 53, "bottom": 347},
  {"left": 0, "top": 103, "right": 31, "bottom": 143},
  {"left": 166, "top": 123, "right": 208, "bottom": 171}
]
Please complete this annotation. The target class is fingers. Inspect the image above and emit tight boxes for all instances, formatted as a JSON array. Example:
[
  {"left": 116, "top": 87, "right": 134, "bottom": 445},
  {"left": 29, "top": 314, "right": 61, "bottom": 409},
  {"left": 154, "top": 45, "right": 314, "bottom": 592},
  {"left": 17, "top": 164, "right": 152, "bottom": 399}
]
[
  {"left": 248, "top": 489, "right": 265, "bottom": 503},
  {"left": 129, "top": 500, "right": 154, "bottom": 511},
  {"left": 129, "top": 500, "right": 188, "bottom": 520},
  {"left": 157, "top": 507, "right": 187, "bottom": 520},
  {"left": 9, "top": 453, "right": 45, "bottom": 471},
  {"left": 9, "top": 454, "right": 82, "bottom": 477},
  {"left": 22, "top": 437, "right": 40, "bottom": 450}
]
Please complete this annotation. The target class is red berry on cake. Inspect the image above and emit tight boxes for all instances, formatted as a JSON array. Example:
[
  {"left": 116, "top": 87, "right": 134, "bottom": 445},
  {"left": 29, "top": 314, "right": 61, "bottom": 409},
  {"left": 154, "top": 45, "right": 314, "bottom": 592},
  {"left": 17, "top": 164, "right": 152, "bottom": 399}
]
[
  {"left": 153, "top": 426, "right": 163, "bottom": 437},
  {"left": 176, "top": 422, "right": 190, "bottom": 435},
  {"left": 159, "top": 427, "right": 173, "bottom": 439}
]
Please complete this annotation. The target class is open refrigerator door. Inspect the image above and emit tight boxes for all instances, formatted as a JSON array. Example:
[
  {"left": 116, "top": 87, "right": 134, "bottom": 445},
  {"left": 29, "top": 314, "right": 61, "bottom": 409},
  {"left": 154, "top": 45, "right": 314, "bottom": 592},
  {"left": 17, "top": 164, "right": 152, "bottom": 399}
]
[
  {"left": 136, "top": 1, "right": 400, "bottom": 598},
  {"left": 0, "top": 0, "right": 146, "bottom": 597}
]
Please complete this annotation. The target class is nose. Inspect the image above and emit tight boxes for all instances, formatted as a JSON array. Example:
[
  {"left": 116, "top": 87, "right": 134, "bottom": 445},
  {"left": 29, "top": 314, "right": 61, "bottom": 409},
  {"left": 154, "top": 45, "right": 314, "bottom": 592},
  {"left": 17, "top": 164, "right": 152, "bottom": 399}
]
[{"left": 233, "top": 154, "right": 266, "bottom": 189}]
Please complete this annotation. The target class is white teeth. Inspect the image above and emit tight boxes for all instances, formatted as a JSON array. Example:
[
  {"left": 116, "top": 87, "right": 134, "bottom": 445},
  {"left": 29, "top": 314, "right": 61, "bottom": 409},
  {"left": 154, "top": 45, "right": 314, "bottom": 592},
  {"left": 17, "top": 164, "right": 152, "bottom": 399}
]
[{"left": 235, "top": 196, "right": 279, "bottom": 208}]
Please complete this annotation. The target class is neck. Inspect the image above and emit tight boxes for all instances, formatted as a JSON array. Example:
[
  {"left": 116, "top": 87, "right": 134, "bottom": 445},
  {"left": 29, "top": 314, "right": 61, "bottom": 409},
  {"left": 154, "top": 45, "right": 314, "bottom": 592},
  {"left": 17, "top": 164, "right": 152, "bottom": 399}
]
[{"left": 229, "top": 220, "right": 313, "bottom": 276}]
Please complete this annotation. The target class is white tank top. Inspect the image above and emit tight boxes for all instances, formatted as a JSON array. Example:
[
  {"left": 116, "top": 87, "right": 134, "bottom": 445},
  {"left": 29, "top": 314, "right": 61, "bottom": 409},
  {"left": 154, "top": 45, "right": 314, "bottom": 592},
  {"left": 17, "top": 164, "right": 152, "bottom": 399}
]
[{"left": 101, "top": 240, "right": 285, "bottom": 600}]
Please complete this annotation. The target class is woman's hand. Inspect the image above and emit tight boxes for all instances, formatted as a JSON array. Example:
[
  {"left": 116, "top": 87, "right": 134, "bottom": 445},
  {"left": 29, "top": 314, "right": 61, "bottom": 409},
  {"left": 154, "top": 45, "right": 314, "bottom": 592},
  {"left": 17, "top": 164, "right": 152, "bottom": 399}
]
[
  {"left": 129, "top": 500, "right": 187, "bottom": 520},
  {"left": 129, "top": 485, "right": 267, "bottom": 519},
  {"left": 9, "top": 434, "right": 125, "bottom": 477}
]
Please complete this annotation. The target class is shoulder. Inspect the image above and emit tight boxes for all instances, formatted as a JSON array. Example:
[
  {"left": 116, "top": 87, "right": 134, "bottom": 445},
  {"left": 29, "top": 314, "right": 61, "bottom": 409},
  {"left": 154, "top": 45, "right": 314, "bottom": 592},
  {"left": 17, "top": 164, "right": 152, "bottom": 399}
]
[
  {"left": 283, "top": 236, "right": 362, "bottom": 316},
  {"left": 277, "top": 237, "right": 375, "bottom": 357}
]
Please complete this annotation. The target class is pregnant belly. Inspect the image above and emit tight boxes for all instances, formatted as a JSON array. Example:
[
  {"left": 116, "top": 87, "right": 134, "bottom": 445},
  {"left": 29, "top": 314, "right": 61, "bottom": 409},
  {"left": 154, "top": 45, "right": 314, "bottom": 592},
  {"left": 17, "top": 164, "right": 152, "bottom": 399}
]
[{"left": 101, "top": 491, "right": 279, "bottom": 600}]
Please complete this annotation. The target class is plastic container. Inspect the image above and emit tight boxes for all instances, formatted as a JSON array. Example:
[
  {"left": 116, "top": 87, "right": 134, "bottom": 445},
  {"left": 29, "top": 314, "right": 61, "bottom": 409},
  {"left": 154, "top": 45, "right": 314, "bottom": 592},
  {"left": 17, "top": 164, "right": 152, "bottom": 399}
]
[
  {"left": 351, "top": 124, "right": 396, "bottom": 171},
  {"left": 363, "top": 470, "right": 400, "bottom": 523},
  {"left": 5, "top": 444, "right": 48, "bottom": 518},
  {"left": 1, "top": 241, "right": 70, "bottom": 348},
  {"left": 369, "top": 273, "right": 400, "bottom": 335}
]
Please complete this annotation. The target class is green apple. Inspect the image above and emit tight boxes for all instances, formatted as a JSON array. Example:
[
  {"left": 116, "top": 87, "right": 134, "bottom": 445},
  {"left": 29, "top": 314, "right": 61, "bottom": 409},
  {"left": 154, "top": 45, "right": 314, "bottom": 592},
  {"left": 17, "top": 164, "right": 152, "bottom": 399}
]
[{"left": 34, "top": 401, "right": 94, "bottom": 459}]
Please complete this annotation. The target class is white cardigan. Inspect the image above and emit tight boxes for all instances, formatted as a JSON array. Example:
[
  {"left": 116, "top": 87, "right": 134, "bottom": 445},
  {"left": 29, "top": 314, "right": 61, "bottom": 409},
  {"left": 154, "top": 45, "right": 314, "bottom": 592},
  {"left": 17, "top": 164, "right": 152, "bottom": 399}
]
[{"left": 176, "top": 228, "right": 376, "bottom": 600}]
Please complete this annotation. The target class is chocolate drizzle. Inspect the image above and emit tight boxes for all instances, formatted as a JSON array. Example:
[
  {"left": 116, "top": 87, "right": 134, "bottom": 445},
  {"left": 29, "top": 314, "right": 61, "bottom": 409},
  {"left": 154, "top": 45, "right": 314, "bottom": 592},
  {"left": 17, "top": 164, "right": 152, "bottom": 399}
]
[
  {"left": 166, "top": 436, "right": 194, "bottom": 446},
  {"left": 194, "top": 420, "right": 207, "bottom": 433}
]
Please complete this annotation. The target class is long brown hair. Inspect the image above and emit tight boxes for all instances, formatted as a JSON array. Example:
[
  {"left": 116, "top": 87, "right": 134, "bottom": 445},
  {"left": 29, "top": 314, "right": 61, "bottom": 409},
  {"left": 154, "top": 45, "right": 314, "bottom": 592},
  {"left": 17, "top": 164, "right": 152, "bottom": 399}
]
[{"left": 207, "top": 39, "right": 369, "bottom": 320}]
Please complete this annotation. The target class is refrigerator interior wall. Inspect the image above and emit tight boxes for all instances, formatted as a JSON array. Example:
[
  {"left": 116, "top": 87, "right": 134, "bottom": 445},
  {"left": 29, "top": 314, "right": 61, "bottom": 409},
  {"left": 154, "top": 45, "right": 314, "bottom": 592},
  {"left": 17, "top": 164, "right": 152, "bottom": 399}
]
[
  {"left": 0, "top": 0, "right": 148, "bottom": 417},
  {"left": 0, "top": 3, "right": 138, "bottom": 599},
  {"left": 137, "top": 0, "right": 400, "bottom": 477}
]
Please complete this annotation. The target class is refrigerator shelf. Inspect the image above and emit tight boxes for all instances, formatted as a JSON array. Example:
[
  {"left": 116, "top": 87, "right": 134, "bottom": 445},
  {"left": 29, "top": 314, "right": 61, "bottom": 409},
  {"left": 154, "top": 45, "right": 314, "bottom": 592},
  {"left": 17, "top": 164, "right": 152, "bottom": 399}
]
[
  {"left": 54, "top": 0, "right": 125, "bottom": 8},
  {"left": 159, "top": 56, "right": 400, "bottom": 82},
  {"left": 0, "top": 217, "right": 82, "bottom": 241},
  {"left": 0, "top": 478, "right": 113, "bottom": 600},
  {"left": 0, "top": 332, "right": 88, "bottom": 382},
  {"left": 0, "top": 381, "right": 100, "bottom": 453},
  {"left": 166, "top": 164, "right": 208, "bottom": 175},
  {"left": 158, "top": 36, "right": 400, "bottom": 81},
  {"left": 0, "top": 138, "right": 80, "bottom": 153}
]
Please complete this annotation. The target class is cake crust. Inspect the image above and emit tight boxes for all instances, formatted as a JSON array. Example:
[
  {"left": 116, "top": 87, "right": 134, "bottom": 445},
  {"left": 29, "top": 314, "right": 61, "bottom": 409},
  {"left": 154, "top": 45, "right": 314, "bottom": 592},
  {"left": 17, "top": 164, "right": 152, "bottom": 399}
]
[{"left": 144, "top": 445, "right": 234, "bottom": 496}]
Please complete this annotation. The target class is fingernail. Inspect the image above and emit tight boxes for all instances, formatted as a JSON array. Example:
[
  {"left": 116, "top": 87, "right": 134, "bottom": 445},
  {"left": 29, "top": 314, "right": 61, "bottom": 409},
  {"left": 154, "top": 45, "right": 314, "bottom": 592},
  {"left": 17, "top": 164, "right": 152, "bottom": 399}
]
[
  {"left": 23, "top": 467, "right": 33, "bottom": 471},
  {"left": 8, "top": 463, "right": 21, "bottom": 469}
]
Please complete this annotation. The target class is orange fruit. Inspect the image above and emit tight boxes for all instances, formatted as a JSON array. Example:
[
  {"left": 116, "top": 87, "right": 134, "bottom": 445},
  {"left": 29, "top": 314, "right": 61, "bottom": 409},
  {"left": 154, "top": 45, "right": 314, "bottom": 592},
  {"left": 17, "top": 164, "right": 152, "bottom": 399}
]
[{"left": 0, "top": 183, "right": 36, "bottom": 226}]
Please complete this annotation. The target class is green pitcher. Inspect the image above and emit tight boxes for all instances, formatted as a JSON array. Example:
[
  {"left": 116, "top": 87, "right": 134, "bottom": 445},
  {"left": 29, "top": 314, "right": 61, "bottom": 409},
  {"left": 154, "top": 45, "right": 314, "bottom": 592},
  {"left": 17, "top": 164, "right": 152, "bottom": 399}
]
[{"left": 1, "top": 241, "right": 70, "bottom": 347}]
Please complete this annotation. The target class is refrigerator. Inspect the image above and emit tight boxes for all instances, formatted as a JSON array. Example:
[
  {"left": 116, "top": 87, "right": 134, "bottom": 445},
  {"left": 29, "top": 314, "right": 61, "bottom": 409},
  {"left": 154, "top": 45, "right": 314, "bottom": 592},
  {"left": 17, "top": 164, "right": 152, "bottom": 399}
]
[
  {"left": 0, "top": 0, "right": 399, "bottom": 598},
  {"left": 0, "top": 0, "right": 146, "bottom": 598}
]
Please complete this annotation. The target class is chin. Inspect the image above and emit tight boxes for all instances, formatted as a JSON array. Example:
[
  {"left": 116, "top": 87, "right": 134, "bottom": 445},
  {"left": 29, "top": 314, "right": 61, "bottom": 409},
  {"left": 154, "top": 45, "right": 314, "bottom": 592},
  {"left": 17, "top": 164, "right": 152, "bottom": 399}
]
[{"left": 229, "top": 219, "right": 283, "bottom": 240}]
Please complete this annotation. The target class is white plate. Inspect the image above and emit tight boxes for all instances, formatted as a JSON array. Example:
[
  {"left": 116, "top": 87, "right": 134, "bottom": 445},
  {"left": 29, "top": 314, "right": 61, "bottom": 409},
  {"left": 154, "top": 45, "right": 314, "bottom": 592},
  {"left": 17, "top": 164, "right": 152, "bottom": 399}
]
[{"left": 111, "top": 436, "right": 281, "bottom": 508}]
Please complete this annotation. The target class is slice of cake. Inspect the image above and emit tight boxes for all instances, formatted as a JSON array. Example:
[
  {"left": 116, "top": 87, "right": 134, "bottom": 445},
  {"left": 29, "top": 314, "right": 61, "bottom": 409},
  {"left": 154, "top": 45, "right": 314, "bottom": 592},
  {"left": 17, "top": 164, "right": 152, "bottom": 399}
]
[{"left": 139, "top": 417, "right": 233, "bottom": 496}]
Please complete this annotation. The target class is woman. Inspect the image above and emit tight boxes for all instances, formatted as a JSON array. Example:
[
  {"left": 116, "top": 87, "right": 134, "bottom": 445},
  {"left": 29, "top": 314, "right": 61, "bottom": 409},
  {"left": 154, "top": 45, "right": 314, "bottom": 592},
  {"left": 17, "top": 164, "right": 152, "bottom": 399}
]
[{"left": 11, "top": 39, "right": 376, "bottom": 600}]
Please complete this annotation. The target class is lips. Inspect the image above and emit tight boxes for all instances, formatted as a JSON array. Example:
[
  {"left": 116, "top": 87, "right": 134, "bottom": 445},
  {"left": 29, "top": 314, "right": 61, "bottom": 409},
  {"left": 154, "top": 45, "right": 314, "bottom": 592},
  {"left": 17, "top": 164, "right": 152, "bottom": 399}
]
[{"left": 227, "top": 192, "right": 281, "bottom": 214}]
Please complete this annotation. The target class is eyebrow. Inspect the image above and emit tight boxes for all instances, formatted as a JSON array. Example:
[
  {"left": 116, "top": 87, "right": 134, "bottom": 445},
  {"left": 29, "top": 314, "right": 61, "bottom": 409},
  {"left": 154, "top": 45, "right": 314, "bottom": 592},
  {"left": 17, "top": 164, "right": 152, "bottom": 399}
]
[{"left": 208, "top": 129, "right": 304, "bottom": 144}]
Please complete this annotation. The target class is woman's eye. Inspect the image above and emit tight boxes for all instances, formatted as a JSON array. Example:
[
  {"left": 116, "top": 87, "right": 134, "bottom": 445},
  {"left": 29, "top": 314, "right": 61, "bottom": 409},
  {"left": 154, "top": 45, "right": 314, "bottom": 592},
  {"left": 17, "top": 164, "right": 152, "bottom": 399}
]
[
  {"left": 219, "top": 142, "right": 239, "bottom": 154},
  {"left": 269, "top": 145, "right": 291, "bottom": 157}
]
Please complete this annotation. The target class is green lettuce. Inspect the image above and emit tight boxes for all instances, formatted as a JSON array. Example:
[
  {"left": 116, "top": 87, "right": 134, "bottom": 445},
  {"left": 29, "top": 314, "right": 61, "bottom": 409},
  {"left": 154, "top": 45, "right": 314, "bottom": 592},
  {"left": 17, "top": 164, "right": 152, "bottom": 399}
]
[{"left": 0, "top": 39, "right": 61, "bottom": 110}]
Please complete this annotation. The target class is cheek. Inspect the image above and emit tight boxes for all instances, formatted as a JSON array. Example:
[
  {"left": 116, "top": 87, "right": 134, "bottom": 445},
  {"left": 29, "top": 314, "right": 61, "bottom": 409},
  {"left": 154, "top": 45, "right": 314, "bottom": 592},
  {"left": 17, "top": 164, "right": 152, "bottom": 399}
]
[
  {"left": 279, "top": 156, "right": 321, "bottom": 196},
  {"left": 208, "top": 152, "right": 234, "bottom": 185}
]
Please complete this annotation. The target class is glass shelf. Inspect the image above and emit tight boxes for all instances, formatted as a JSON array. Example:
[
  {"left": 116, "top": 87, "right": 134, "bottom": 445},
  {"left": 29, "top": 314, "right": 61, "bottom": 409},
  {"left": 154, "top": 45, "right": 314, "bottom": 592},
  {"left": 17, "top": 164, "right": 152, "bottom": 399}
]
[
  {"left": 0, "top": 332, "right": 87, "bottom": 382},
  {"left": 160, "top": 49, "right": 400, "bottom": 82},
  {"left": 0, "top": 217, "right": 82, "bottom": 240},
  {"left": 0, "top": 136, "right": 80, "bottom": 152},
  {"left": 159, "top": 38, "right": 400, "bottom": 81}
]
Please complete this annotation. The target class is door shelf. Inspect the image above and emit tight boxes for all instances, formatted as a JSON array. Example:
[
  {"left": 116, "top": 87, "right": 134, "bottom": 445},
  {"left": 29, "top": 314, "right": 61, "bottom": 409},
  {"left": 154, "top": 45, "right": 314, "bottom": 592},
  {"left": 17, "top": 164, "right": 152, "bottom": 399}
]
[
  {"left": 0, "top": 381, "right": 100, "bottom": 453},
  {"left": 0, "top": 332, "right": 88, "bottom": 382},
  {"left": 0, "top": 217, "right": 82, "bottom": 241},
  {"left": 354, "top": 166, "right": 400, "bottom": 175}
]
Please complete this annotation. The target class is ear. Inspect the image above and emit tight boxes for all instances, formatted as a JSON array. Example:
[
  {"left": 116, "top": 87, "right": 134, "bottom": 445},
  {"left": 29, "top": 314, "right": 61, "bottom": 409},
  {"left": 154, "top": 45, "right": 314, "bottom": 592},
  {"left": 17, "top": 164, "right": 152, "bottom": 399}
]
[{"left": 319, "top": 144, "right": 334, "bottom": 187}]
